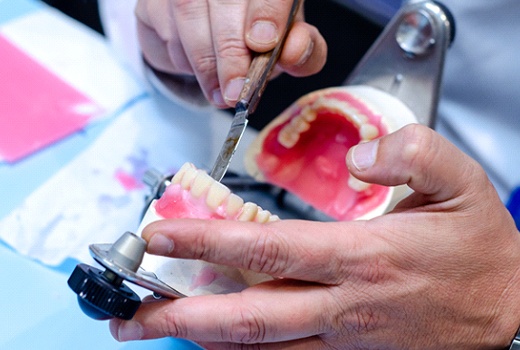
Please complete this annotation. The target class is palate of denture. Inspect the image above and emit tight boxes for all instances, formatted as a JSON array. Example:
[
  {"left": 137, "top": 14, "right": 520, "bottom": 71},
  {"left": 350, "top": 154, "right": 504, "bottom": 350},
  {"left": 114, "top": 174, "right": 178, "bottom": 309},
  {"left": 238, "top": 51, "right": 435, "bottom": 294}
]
[
  {"left": 245, "top": 85, "right": 418, "bottom": 221},
  {"left": 137, "top": 162, "right": 278, "bottom": 297}
]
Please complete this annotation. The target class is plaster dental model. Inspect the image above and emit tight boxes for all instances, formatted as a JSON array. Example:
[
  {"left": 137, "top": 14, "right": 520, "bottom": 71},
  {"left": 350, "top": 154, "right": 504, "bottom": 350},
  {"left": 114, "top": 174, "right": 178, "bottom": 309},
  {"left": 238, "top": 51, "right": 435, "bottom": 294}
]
[
  {"left": 245, "top": 85, "right": 418, "bottom": 221},
  {"left": 138, "top": 162, "right": 278, "bottom": 297}
]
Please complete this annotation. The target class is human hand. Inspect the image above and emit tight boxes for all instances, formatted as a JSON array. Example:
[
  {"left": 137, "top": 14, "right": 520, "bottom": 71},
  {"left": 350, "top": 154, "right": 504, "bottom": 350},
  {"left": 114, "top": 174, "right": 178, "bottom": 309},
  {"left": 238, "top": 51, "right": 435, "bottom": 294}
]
[
  {"left": 135, "top": 0, "right": 327, "bottom": 108},
  {"left": 110, "top": 124, "right": 520, "bottom": 349}
]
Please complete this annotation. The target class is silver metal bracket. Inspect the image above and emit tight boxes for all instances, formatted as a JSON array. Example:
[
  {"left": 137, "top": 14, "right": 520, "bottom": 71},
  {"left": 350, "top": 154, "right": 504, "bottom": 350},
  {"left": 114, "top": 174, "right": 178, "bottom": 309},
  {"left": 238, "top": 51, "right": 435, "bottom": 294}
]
[
  {"left": 89, "top": 231, "right": 186, "bottom": 299},
  {"left": 346, "top": 0, "right": 455, "bottom": 127}
]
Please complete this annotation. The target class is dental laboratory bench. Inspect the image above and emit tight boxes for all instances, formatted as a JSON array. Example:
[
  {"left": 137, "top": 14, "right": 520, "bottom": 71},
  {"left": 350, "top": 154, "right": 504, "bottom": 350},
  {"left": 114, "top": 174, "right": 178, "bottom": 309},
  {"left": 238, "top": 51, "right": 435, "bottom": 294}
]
[{"left": 1, "top": 1, "right": 519, "bottom": 350}]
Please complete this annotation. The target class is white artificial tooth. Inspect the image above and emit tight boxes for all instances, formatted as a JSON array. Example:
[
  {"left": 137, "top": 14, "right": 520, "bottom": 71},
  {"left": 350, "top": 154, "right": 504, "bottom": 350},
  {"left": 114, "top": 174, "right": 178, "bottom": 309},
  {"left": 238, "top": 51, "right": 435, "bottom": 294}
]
[
  {"left": 190, "top": 170, "right": 214, "bottom": 198},
  {"left": 268, "top": 215, "right": 281, "bottom": 222},
  {"left": 206, "top": 181, "right": 231, "bottom": 210},
  {"left": 301, "top": 106, "right": 317, "bottom": 122},
  {"left": 347, "top": 111, "right": 368, "bottom": 126},
  {"left": 278, "top": 128, "right": 299, "bottom": 148},
  {"left": 255, "top": 209, "right": 271, "bottom": 223},
  {"left": 238, "top": 202, "right": 259, "bottom": 221},
  {"left": 226, "top": 193, "right": 244, "bottom": 217},
  {"left": 290, "top": 116, "right": 310, "bottom": 133},
  {"left": 172, "top": 162, "right": 195, "bottom": 184},
  {"left": 180, "top": 166, "right": 198, "bottom": 189},
  {"left": 313, "top": 98, "right": 370, "bottom": 127},
  {"left": 348, "top": 175, "right": 370, "bottom": 192},
  {"left": 171, "top": 172, "right": 183, "bottom": 184},
  {"left": 360, "top": 124, "right": 379, "bottom": 141}
]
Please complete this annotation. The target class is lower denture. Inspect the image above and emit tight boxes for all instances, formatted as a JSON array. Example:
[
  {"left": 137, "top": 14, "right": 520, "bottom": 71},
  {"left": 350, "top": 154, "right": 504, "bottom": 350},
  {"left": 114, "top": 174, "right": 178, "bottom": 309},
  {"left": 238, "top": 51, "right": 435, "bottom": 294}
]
[
  {"left": 154, "top": 162, "right": 279, "bottom": 223},
  {"left": 138, "top": 162, "right": 278, "bottom": 297}
]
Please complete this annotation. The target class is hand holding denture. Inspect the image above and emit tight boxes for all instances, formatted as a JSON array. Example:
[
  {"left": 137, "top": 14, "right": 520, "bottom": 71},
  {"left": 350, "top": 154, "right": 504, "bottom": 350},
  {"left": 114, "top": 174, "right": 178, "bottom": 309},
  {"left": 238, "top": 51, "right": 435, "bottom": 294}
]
[{"left": 110, "top": 124, "right": 520, "bottom": 349}]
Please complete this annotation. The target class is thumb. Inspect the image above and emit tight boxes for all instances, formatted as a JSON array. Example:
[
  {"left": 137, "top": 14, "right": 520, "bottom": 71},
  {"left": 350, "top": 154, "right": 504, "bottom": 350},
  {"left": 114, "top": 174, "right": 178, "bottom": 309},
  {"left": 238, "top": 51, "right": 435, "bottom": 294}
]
[{"left": 346, "top": 124, "right": 481, "bottom": 203}]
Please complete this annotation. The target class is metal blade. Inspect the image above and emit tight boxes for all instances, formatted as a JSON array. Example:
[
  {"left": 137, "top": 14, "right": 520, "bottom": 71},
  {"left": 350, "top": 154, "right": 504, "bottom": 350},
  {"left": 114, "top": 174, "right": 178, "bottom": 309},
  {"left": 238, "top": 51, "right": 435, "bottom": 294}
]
[
  {"left": 209, "top": 105, "right": 249, "bottom": 182},
  {"left": 208, "top": 0, "right": 302, "bottom": 182}
]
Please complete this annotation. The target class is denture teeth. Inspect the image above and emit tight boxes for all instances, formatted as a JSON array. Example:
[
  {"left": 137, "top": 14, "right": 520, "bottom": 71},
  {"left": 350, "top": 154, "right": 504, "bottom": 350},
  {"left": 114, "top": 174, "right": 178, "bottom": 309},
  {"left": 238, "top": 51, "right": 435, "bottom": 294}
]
[
  {"left": 348, "top": 175, "right": 370, "bottom": 192},
  {"left": 278, "top": 128, "right": 300, "bottom": 149},
  {"left": 348, "top": 111, "right": 368, "bottom": 126},
  {"left": 301, "top": 105, "right": 317, "bottom": 122},
  {"left": 268, "top": 215, "right": 280, "bottom": 222},
  {"left": 180, "top": 166, "right": 198, "bottom": 189},
  {"left": 190, "top": 170, "right": 214, "bottom": 198},
  {"left": 206, "top": 181, "right": 231, "bottom": 210},
  {"left": 172, "top": 162, "right": 196, "bottom": 184},
  {"left": 360, "top": 124, "right": 379, "bottom": 141},
  {"left": 255, "top": 209, "right": 272, "bottom": 223},
  {"left": 277, "top": 94, "right": 384, "bottom": 152},
  {"left": 226, "top": 193, "right": 245, "bottom": 217},
  {"left": 312, "top": 99, "right": 368, "bottom": 127},
  {"left": 290, "top": 116, "right": 310, "bottom": 133},
  {"left": 238, "top": 202, "right": 259, "bottom": 221}
]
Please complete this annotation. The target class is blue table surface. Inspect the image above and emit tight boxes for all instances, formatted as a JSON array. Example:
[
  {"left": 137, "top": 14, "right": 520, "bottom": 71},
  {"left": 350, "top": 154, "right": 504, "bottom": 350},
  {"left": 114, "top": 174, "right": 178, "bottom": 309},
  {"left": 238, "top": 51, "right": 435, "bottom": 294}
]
[{"left": 0, "top": 241, "right": 201, "bottom": 349}]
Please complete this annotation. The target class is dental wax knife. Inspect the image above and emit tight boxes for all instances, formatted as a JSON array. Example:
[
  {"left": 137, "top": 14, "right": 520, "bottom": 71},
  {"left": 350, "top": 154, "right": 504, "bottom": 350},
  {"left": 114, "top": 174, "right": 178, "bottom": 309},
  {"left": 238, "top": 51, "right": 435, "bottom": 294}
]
[{"left": 209, "top": 0, "right": 302, "bottom": 182}]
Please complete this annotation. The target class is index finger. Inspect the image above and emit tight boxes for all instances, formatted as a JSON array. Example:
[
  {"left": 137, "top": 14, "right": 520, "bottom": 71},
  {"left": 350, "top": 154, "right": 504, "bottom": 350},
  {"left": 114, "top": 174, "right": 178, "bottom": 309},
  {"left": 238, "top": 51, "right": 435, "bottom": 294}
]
[{"left": 142, "top": 219, "right": 371, "bottom": 284}]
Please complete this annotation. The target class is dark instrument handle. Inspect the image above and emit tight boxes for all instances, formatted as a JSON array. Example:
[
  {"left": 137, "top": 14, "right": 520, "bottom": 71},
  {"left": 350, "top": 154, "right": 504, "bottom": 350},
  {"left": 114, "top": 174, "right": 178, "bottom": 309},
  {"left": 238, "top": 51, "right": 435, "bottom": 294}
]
[{"left": 237, "top": 0, "right": 302, "bottom": 114}]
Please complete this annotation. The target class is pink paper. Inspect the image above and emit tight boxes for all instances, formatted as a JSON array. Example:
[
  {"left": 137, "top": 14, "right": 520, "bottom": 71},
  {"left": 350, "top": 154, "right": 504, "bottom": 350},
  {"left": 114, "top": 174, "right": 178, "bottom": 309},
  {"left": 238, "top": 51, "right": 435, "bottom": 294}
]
[{"left": 0, "top": 35, "right": 103, "bottom": 162}]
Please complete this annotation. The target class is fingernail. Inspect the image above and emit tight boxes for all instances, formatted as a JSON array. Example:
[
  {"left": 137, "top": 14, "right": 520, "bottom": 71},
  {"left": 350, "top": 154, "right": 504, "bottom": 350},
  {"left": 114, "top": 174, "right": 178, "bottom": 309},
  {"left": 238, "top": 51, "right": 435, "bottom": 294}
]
[
  {"left": 117, "top": 320, "right": 144, "bottom": 342},
  {"left": 248, "top": 21, "right": 278, "bottom": 45},
  {"left": 212, "top": 88, "right": 226, "bottom": 107},
  {"left": 148, "top": 234, "right": 174, "bottom": 255},
  {"left": 296, "top": 40, "right": 314, "bottom": 66},
  {"left": 224, "top": 77, "right": 245, "bottom": 103},
  {"left": 351, "top": 140, "right": 378, "bottom": 171}
]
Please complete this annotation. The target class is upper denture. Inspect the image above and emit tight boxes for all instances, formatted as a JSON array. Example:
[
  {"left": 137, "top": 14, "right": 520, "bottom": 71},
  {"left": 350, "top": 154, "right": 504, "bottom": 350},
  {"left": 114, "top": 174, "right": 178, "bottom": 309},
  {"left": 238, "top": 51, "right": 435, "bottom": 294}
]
[{"left": 244, "top": 85, "right": 418, "bottom": 221}]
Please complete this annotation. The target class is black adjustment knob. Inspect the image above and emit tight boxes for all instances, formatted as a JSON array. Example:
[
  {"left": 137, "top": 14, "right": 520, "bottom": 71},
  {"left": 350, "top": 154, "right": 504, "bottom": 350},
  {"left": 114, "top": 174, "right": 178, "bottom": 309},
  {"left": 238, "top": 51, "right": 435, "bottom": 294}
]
[
  {"left": 68, "top": 232, "right": 147, "bottom": 320},
  {"left": 68, "top": 263, "right": 141, "bottom": 320}
]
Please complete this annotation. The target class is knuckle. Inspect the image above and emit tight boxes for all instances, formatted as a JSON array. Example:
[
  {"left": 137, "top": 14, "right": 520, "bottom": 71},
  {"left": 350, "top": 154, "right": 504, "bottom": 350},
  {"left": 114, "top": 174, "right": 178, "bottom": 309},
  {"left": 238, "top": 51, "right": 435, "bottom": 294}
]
[
  {"left": 353, "top": 305, "right": 381, "bottom": 335},
  {"left": 191, "top": 221, "right": 215, "bottom": 260},
  {"left": 173, "top": 0, "right": 205, "bottom": 19},
  {"left": 228, "top": 305, "right": 267, "bottom": 344},
  {"left": 191, "top": 51, "right": 217, "bottom": 75},
  {"left": 399, "top": 124, "right": 437, "bottom": 183},
  {"left": 244, "top": 226, "right": 290, "bottom": 275},
  {"left": 400, "top": 124, "right": 434, "bottom": 165},
  {"left": 330, "top": 293, "right": 384, "bottom": 339},
  {"left": 162, "top": 308, "right": 189, "bottom": 338},
  {"left": 215, "top": 35, "right": 249, "bottom": 60}
]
